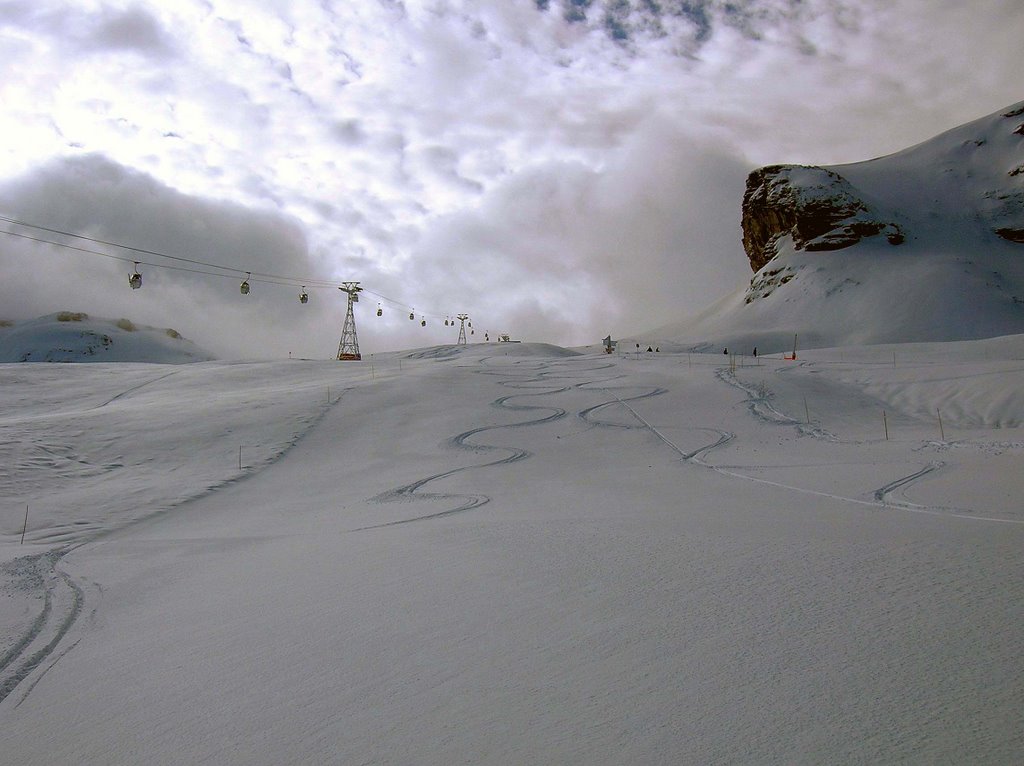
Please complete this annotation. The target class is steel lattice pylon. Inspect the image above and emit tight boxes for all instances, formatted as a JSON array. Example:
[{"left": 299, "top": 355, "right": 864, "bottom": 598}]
[
  {"left": 456, "top": 313, "right": 469, "bottom": 346},
  {"left": 336, "top": 282, "right": 362, "bottom": 360}
]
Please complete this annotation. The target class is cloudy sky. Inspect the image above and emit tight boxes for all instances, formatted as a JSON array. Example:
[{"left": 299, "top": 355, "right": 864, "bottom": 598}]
[{"left": 0, "top": 0, "right": 1021, "bottom": 357}]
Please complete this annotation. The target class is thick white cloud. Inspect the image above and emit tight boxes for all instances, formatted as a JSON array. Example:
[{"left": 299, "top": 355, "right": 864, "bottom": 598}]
[{"left": 0, "top": 0, "right": 1020, "bottom": 356}]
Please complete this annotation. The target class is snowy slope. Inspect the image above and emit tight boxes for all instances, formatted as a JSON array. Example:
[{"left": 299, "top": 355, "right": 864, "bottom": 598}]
[
  {"left": 645, "top": 100, "right": 1024, "bottom": 353},
  {"left": 1, "top": 341, "right": 1022, "bottom": 763},
  {"left": 0, "top": 312, "right": 215, "bottom": 363}
]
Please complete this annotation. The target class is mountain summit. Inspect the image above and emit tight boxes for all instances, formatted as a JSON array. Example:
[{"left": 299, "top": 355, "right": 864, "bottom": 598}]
[{"left": 649, "top": 100, "right": 1024, "bottom": 353}]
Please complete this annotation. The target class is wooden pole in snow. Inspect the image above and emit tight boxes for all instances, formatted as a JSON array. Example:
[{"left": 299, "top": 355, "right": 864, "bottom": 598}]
[
  {"left": 21, "top": 504, "right": 29, "bottom": 544},
  {"left": 883, "top": 410, "right": 889, "bottom": 440},
  {"left": 937, "top": 409, "right": 945, "bottom": 441}
]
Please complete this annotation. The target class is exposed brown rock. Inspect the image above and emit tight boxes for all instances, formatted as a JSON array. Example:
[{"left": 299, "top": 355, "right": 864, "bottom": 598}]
[
  {"left": 741, "top": 165, "right": 903, "bottom": 272},
  {"left": 996, "top": 227, "right": 1024, "bottom": 243}
]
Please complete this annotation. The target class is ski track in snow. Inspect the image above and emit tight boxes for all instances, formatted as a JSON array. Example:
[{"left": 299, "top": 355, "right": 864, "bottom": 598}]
[
  {"left": 580, "top": 363, "right": 1024, "bottom": 526},
  {"left": 716, "top": 366, "right": 838, "bottom": 441},
  {"left": 0, "top": 382, "right": 351, "bottom": 708},
  {"left": 872, "top": 462, "right": 944, "bottom": 506},
  {"left": 3, "top": 350, "right": 1021, "bottom": 711},
  {"left": 721, "top": 367, "right": 1024, "bottom": 523},
  {"left": 359, "top": 360, "right": 607, "bottom": 530},
  {"left": 91, "top": 370, "right": 181, "bottom": 410},
  {"left": 0, "top": 546, "right": 89, "bottom": 707}
]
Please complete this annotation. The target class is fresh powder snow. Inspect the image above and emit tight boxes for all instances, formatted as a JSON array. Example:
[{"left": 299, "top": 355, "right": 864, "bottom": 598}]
[{"left": 1, "top": 336, "right": 1022, "bottom": 764}]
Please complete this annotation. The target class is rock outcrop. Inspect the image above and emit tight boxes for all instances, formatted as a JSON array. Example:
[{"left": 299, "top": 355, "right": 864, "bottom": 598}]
[
  {"left": 741, "top": 164, "right": 904, "bottom": 272},
  {"left": 647, "top": 99, "right": 1024, "bottom": 352},
  {"left": 741, "top": 101, "right": 1024, "bottom": 272}
]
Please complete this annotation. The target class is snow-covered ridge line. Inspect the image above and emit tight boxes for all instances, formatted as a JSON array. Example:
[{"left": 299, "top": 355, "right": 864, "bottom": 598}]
[
  {"left": 646, "top": 100, "right": 1024, "bottom": 353},
  {"left": 0, "top": 312, "right": 215, "bottom": 364}
]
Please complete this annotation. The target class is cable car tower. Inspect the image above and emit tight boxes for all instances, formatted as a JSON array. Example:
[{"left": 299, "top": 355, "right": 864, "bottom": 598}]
[
  {"left": 456, "top": 313, "right": 470, "bottom": 346},
  {"left": 336, "top": 281, "right": 363, "bottom": 361}
]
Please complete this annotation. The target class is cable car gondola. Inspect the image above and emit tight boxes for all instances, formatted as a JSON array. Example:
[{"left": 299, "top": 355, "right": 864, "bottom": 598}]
[
  {"left": 240, "top": 273, "right": 251, "bottom": 295},
  {"left": 421, "top": 316, "right": 427, "bottom": 327},
  {"left": 377, "top": 303, "right": 383, "bottom": 317},
  {"left": 409, "top": 311, "right": 415, "bottom": 321},
  {"left": 128, "top": 262, "right": 142, "bottom": 290},
  {"left": 299, "top": 287, "right": 308, "bottom": 304}
]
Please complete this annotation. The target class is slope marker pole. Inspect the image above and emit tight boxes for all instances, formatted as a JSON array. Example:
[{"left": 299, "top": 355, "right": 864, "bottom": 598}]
[{"left": 21, "top": 504, "right": 29, "bottom": 544}]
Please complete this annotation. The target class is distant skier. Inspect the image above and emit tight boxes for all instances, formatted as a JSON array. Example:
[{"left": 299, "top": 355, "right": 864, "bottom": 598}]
[
  {"left": 753, "top": 347, "right": 757, "bottom": 357},
  {"left": 723, "top": 348, "right": 728, "bottom": 355}
]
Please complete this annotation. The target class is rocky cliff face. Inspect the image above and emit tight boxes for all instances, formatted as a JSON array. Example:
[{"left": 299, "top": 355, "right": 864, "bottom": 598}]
[
  {"left": 741, "top": 165, "right": 904, "bottom": 272},
  {"left": 647, "top": 100, "right": 1024, "bottom": 352},
  {"left": 740, "top": 101, "right": 1024, "bottom": 273}
]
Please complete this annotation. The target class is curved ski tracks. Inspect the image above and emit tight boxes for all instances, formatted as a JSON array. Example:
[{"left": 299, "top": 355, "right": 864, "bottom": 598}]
[
  {"left": 4, "top": 355, "right": 1018, "bottom": 710},
  {"left": 360, "top": 366, "right": 576, "bottom": 530},
  {"left": 582, "top": 364, "right": 1022, "bottom": 526},
  {"left": 579, "top": 382, "right": 736, "bottom": 461},
  {"left": 0, "top": 547, "right": 91, "bottom": 708},
  {"left": 1, "top": 383, "right": 352, "bottom": 708},
  {"left": 714, "top": 365, "right": 1023, "bottom": 524}
]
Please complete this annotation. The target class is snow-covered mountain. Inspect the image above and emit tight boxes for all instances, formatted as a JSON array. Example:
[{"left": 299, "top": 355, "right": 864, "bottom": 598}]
[
  {"left": 0, "top": 312, "right": 215, "bottom": 363},
  {"left": 644, "top": 100, "right": 1024, "bottom": 354}
]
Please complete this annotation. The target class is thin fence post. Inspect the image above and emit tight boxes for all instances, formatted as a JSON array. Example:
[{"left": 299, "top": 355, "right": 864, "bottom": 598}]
[
  {"left": 21, "top": 504, "right": 29, "bottom": 544},
  {"left": 883, "top": 410, "right": 889, "bottom": 440},
  {"left": 937, "top": 409, "right": 945, "bottom": 441},
  {"left": 804, "top": 397, "right": 810, "bottom": 425}
]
